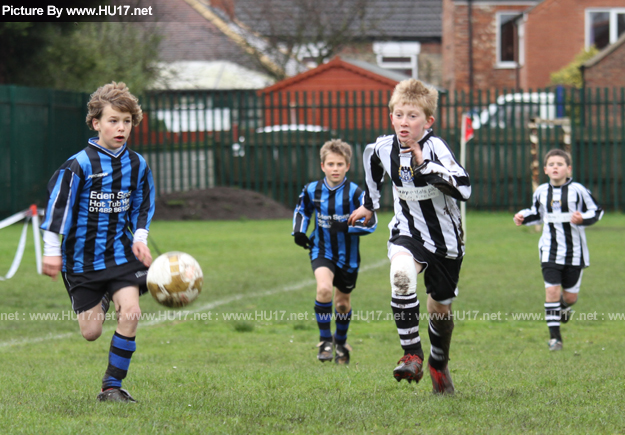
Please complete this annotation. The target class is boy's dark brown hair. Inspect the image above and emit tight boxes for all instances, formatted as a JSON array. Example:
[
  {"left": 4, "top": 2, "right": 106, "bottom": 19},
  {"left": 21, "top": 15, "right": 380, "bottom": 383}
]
[
  {"left": 86, "top": 82, "right": 143, "bottom": 130},
  {"left": 320, "top": 139, "right": 352, "bottom": 164},
  {"left": 544, "top": 149, "right": 572, "bottom": 166}
]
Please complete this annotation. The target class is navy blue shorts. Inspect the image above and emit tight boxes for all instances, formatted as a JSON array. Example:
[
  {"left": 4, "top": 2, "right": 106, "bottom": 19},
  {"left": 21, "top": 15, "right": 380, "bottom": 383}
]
[
  {"left": 62, "top": 261, "right": 148, "bottom": 313},
  {"left": 311, "top": 258, "right": 358, "bottom": 294}
]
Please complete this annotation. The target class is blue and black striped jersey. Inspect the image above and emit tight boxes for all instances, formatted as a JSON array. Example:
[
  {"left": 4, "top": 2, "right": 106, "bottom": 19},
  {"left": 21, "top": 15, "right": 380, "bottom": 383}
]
[
  {"left": 41, "top": 139, "right": 155, "bottom": 273},
  {"left": 293, "top": 177, "right": 377, "bottom": 272}
]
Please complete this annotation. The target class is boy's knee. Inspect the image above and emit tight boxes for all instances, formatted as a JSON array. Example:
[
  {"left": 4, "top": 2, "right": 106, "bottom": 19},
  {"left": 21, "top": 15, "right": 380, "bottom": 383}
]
[
  {"left": 81, "top": 327, "right": 102, "bottom": 342},
  {"left": 336, "top": 302, "right": 350, "bottom": 313},
  {"left": 562, "top": 291, "right": 578, "bottom": 305},
  {"left": 545, "top": 285, "right": 561, "bottom": 302},
  {"left": 390, "top": 255, "right": 417, "bottom": 295},
  {"left": 118, "top": 304, "right": 141, "bottom": 324},
  {"left": 316, "top": 283, "right": 333, "bottom": 301}
]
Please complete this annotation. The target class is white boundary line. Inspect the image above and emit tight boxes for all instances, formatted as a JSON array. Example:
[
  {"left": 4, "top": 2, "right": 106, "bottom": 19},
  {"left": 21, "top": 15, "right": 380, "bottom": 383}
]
[{"left": 0, "top": 259, "right": 388, "bottom": 348}]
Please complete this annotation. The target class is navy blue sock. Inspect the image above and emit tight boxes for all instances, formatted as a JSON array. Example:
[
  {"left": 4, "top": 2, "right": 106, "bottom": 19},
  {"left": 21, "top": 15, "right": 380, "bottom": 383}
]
[
  {"left": 314, "top": 300, "right": 333, "bottom": 342},
  {"left": 334, "top": 309, "right": 352, "bottom": 345},
  {"left": 102, "top": 332, "right": 136, "bottom": 390}
]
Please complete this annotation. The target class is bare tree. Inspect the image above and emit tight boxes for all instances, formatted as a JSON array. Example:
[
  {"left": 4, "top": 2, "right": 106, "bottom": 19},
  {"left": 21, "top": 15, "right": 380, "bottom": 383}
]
[{"left": 214, "top": 0, "right": 390, "bottom": 80}]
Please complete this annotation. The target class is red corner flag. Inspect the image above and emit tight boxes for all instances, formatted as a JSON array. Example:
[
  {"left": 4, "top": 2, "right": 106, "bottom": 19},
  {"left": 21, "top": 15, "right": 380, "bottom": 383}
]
[{"left": 462, "top": 114, "right": 474, "bottom": 143}]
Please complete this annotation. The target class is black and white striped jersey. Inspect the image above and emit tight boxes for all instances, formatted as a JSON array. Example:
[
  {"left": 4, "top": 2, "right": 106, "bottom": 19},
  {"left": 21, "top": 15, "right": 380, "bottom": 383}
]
[
  {"left": 517, "top": 178, "right": 603, "bottom": 267},
  {"left": 362, "top": 131, "right": 471, "bottom": 259}
]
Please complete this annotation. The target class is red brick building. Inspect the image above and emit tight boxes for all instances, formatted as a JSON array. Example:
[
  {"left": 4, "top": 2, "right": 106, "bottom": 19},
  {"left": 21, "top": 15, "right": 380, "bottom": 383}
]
[
  {"left": 443, "top": 0, "right": 625, "bottom": 92},
  {"left": 581, "top": 33, "right": 625, "bottom": 88}
]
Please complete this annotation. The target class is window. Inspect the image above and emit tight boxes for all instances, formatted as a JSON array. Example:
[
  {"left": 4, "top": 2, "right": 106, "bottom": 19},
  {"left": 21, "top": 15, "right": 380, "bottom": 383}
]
[
  {"left": 586, "top": 9, "right": 625, "bottom": 49},
  {"left": 373, "top": 42, "right": 421, "bottom": 78},
  {"left": 497, "top": 13, "right": 520, "bottom": 68}
]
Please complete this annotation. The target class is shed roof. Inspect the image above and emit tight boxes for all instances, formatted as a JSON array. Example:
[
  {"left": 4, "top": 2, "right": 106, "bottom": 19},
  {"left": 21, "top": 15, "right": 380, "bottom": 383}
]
[{"left": 260, "top": 57, "right": 411, "bottom": 93}]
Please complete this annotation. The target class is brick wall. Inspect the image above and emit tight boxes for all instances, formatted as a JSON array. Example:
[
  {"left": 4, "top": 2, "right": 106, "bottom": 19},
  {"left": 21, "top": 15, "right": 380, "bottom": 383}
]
[
  {"left": 583, "top": 41, "right": 625, "bottom": 88},
  {"left": 444, "top": 0, "right": 528, "bottom": 92},
  {"left": 444, "top": 0, "right": 625, "bottom": 92},
  {"left": 524, "top": 0, "right": 625, "bottom": 88}
]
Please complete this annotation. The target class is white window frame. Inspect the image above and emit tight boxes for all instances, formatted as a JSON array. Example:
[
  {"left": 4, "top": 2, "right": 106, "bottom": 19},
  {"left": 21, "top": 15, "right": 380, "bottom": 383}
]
[
  {"left": 496, "top": 12, "right": 521, "bottom": 69},
  {"left": 373, "top": 42, "right": 421, "bottom": 78},
  {"left": 585, "top": 8, "right": 625, "bottom": 49}
]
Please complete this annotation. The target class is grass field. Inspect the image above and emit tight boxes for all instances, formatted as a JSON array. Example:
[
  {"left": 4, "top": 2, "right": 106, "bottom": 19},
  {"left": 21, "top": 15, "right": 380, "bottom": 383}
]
[{"left": 0, "top": 211, "right": 624, "bottom": 434}]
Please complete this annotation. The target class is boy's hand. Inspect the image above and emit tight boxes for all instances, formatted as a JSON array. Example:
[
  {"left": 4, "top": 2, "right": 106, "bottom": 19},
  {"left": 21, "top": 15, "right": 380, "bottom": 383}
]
[
  {"left": 570, "top": 211, "right": 583, "bottom": 225},
  {"left": 348, "top": 205, "right": 373, "bottom": 226},
  {"left": 42, "top": 255, "right": 63, "bottom": 281},
  {"left": 294, "top": 232, "right": 313, "bottom": 250},
  {"left": 132, "top": 241, "right": 152, "bottom": 267},
  {"left": 330, "top": 220, "right": 349, "bottom": 234},
  {"left": 513, "top": 213, "right": 525, "bottom": 226},
  {"left": 399, "top": 140, "right": 424, "bottom": 167}
]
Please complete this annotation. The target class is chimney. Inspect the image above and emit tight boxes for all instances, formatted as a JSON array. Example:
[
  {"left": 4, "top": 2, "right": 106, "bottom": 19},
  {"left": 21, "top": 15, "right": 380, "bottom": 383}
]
[{"left": 211, "top": 0, "right": 235, "bottom": 20}]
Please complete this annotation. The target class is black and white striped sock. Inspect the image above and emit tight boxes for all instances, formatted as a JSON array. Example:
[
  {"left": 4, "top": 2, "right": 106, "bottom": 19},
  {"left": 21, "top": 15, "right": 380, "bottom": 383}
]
[{"left": 391, "top": 292, "right": 423, "bottom": 358}]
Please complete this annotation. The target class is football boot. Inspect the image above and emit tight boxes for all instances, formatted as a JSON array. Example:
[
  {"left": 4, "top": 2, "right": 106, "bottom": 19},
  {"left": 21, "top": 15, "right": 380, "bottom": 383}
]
[
  {"left": 97, "top": 387, "right": 137, "bottom": 403},
  {"left": 393, "top": 354, "right": 424, "bottom": 383},
  {"left": 317, "top": 341, "right": 334, "bottom": 362}
]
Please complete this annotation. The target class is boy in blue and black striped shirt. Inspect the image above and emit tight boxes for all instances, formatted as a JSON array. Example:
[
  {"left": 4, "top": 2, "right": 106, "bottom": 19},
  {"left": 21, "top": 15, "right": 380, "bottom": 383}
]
[
  {"left": 41, "top": 82, "right": 155, "bottom": 403},
  {"left": 293, "top": 139, "right": 377, "bottom": 365}
]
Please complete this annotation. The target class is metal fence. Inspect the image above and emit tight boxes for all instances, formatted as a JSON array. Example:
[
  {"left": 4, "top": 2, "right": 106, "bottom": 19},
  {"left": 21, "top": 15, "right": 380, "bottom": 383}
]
[{"left": 1, "top": 85, "right": 624, "bottom": 218}]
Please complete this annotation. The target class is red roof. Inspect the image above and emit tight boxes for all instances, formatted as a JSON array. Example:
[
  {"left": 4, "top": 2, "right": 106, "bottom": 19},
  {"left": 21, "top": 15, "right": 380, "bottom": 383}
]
[{"left": 260, "top": 56, "right": 404, "bottom": 93}]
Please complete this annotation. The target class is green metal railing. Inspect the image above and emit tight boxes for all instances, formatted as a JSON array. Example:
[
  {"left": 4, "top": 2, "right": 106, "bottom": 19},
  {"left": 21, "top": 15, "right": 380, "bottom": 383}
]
[{"left": 1, "top": 85, "right": 624, "bottom": 218}]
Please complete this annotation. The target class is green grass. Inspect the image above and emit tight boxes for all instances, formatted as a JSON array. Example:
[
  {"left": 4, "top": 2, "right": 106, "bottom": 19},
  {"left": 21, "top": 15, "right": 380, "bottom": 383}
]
[{"left": 1, "top": 212, "right": 624, "bottom": 434}]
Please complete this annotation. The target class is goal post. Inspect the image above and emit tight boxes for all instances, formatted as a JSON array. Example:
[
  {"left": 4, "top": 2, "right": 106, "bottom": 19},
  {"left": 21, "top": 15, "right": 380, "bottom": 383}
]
[{"left": 527, "top": 117, "right": 571, "bottom": 192}]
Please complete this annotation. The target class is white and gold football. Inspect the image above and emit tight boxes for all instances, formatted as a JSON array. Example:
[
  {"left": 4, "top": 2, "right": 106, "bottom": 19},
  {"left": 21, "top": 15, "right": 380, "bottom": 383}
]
[{"left": 147, "top": 252, "right": 203, "bottom": 308}]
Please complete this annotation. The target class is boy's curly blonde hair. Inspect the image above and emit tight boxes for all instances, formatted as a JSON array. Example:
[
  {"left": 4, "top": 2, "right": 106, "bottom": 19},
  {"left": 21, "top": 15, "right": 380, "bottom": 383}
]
[
  {"left": 86, "top": 82, "right": 143, "bottom": 130},
  {"left": 388, "top": 79, "right": 438, "bottom": 119}
]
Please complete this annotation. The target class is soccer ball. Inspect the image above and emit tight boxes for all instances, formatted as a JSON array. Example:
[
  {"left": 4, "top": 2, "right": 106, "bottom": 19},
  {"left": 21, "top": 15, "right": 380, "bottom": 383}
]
[{"left": 147, "top": 251, "right": 203, "bottom": 308}]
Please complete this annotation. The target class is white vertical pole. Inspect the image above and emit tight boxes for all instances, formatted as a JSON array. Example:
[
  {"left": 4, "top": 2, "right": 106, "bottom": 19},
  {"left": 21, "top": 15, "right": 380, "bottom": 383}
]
[
  {"left": 460, "top": 115, "right": 467, "bottom": 242},
  {"left": 30, "top": 205, "right": 42, "bottom": 274}
]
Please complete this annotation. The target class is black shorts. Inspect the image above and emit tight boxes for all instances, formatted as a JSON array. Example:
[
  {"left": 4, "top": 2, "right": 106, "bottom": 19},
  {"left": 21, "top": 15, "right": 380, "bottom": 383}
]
[
  {"left": 541, "top": 262, "right": 583, "bottom": 292},
  {"left": 311, "top": 258, "right": 358, "bottom": 294},
  {"left": 389, "top": 235, "right": 463, "bottom": 303},
  {"left": 62, "top": 261, "right": 149, "bottom": 313}
]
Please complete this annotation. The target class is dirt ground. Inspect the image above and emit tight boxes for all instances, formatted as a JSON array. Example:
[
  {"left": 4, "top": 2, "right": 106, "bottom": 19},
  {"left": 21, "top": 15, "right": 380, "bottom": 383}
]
[{"left": 153, "top": 187, "right": 293, "bottom": 221}]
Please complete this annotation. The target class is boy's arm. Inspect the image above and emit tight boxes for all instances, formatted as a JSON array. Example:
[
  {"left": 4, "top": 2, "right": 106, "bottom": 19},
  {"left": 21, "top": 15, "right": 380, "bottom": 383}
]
[
  {"left": 412, "top": 141, "right": 471, "bottom": 202},
  {"left": 40, "top": 166, "right": 80, "bottom": 236},
  {"left": 576, "top": 186, "right": 603, "bottom": 226},
  {"left": 292, "top": 185, "right": 313, "bottom": 234},
  {"left": 346, "top": 188, "right": 377, "bottom": 235},
  {"left": 292, "top": 185, "right": 314, "bottom": 249},
  {"left": 129, "top": 163, "right": 156, "bottom": 235},
  {"left": 515, "top": 192, "right": 543, "bottom": 226},
  {"left": 41, "top": 165, "right": 79, "bottom": 279},
  {"left": 42, "top": 230, "right": 62, "bottom": 280},
  {"left": 129, "top": 163, "right": 155, "bottom": 267},
  {"left": 349, "top": 143, "right": 382, "bottom": 227},
  {"left": 362, "top": 143, "right": 386, "bottom": 210}
]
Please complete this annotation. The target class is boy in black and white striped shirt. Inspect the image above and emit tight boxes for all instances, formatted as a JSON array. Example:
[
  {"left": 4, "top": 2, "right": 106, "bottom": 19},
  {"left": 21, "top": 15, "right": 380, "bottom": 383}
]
[
  {"left": 514, "top": 149, "right": 603, "bottom": 351},
  {"left": 349, "top": 79, "right": 470, "bottom": 394}
]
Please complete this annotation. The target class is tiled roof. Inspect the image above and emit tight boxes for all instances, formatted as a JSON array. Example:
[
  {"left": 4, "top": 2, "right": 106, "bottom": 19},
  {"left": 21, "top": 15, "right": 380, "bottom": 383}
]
[{"left": 229, "top": 0, "right": 442, "bottom": 39}]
